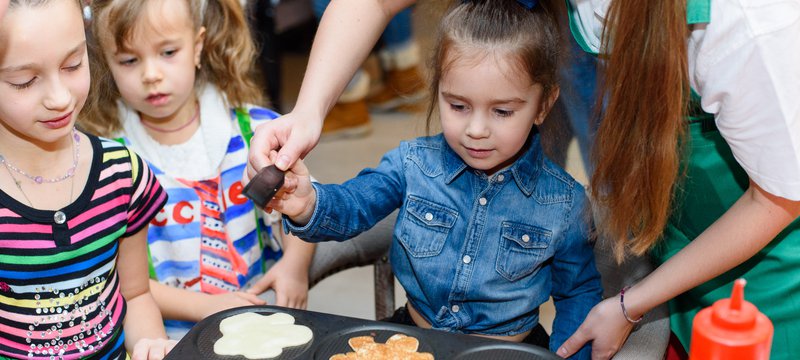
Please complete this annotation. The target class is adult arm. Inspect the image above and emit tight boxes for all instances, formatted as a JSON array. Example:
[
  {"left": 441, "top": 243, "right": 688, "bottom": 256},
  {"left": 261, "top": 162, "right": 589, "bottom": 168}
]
[
  {"left": 559, "top": 181, "right": 800, "bottom": 359},
  {"left": 246, "top": 0, "right": 416, "bottom": 177},
  {"left": 559, "top": 2, "right": 800, "bottom": 358}
]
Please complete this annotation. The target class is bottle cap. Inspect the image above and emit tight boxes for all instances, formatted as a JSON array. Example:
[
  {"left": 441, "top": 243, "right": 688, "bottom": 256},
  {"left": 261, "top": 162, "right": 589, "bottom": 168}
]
[{"left": 689, "top": 279, "right": 773, "bottom": 359}]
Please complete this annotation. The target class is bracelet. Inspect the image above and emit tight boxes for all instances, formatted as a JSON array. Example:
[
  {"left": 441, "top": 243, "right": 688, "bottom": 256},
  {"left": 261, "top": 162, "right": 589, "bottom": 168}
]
[{"left": 619, "top": 286, "right": 643, "bottom": 324}]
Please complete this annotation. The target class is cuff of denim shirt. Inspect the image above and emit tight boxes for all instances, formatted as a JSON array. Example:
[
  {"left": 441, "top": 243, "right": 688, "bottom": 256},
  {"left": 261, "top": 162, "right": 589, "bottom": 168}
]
[{"left": 282, "top": 182, "right": 325, "bottom": 240}]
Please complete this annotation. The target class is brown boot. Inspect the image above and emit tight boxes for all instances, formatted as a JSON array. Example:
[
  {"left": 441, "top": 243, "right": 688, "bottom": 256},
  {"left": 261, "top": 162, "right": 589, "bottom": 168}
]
[
  {"left": 321, "top": 99, "right": 372, "bottom": 140},
  {"left": 367, "top": 67, "right": 427, "bottom": 113}
]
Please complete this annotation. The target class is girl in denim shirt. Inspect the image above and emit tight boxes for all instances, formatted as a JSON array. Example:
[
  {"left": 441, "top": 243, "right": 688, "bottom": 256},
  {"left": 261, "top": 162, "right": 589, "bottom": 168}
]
[{"left": 265, "top": 0, "right": 601, "bottom": 357}]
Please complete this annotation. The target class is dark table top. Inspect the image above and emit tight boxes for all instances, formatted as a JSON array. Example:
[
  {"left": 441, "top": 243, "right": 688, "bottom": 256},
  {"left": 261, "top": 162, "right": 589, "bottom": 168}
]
[{"left": 165, "top": 305, "right": 561, "bottom": 360}]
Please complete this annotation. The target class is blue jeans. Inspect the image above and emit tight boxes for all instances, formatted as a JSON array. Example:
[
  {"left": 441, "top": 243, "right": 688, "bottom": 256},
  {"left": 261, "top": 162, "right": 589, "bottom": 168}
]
[
  {"left": 558, "top": 36, "right": 599, "bottom": 174},
  {"left": 312, "top": 0, "right": 413, "bottom": 50}
]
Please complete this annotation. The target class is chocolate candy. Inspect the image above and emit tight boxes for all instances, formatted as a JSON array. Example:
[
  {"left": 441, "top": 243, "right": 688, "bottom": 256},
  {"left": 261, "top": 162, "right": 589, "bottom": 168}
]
[{"left": 243, "top": 165, "right": 285, "bottom": 209}]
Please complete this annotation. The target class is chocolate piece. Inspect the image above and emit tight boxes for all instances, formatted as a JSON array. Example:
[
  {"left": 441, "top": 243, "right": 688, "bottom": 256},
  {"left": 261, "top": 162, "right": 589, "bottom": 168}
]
[{"left": 243, "top": 165, "right": 285, "bottom": 208}]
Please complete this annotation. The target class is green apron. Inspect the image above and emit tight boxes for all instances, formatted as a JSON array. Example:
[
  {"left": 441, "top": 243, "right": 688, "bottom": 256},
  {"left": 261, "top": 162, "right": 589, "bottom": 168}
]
[
  {"left": 565, "top": 1, "right": 800, "bottom": 356},
  {"left": 650, "top": 95, "right": 800, "bottom": 359}
]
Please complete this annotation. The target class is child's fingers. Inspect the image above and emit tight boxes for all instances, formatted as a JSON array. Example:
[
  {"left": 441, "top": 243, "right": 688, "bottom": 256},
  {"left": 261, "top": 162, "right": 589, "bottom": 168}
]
[
  {"left": 288, "top": 295, "right": 308, "bottom": 310},
  {"left": 148, "top": 342, "right": 167, "bottom": 360},
  {"left": 236, "top": 291, "right": 267, "bottom": 305},
  {"left": 274, "top": 292, "right": 289, "bottom": 308},
  {"left": 166, "top": 340, "right": 177, "bottom": 355},
  {"left": 247, "top": 274, "right": 276, "bottom": 295}
]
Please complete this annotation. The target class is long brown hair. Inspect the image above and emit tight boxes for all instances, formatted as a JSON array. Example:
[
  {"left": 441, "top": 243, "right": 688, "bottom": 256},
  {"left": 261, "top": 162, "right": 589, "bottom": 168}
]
[
  {"left": 425, "top": 0, "right": 562, "bottom": 133},
  {"left": 82, "top": 0, "right": 262, "bottom": 137},
  {"left": 591, "top": 1, "right": 689, "bottom": 262}
]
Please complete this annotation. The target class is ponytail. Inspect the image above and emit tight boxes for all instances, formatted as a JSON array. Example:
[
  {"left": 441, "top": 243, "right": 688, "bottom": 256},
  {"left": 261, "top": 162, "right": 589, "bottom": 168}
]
[{"left": 591, "top": 0, "right": 689, "bottom": 262}]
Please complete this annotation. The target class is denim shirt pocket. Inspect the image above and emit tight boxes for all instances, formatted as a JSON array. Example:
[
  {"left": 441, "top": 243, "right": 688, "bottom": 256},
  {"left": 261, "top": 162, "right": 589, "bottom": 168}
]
[
  {"left": 496, "top": 222, "right": 552, "bottom": 281},
  {"left": 398, "top": 196, "right": 458, "bottom": 258}
]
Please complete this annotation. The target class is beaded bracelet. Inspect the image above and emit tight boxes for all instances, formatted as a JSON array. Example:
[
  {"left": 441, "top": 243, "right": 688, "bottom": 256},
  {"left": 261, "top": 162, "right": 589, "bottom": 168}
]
[{"left": 620, "top": 286, "right": 643, "bottom": 324}]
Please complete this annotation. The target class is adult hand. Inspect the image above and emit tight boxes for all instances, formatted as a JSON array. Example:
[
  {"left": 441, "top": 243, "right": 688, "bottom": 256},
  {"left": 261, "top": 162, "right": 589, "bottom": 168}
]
[
  {"left": 245, "top": 112, "right": 322, "bottom": 183},
  {"left": 199, "top": 291, "right": 266, "bottom": 319},
  {"left": 247, "top": 258, "right": 310, "bottom": 309},
  {"left": 557, "top": 296, "right": 635, "bottom": 359},
  {"left": 130, "top": 338, "right": 177, "bottom": 360}
]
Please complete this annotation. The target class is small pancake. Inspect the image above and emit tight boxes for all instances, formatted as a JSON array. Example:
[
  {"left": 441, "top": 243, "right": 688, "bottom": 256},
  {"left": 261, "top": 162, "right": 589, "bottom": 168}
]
[
  {"left": 386, "top": 334, "right": 420, "bottom": 352},
  {"left": 329, "top": 333, "right": 434, "bottom": 360}
]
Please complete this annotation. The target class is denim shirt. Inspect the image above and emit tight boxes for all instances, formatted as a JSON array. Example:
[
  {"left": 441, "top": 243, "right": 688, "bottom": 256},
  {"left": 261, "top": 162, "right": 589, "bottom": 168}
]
[{"left": 285, "top": 134, "right": 601, "bottom": 357}]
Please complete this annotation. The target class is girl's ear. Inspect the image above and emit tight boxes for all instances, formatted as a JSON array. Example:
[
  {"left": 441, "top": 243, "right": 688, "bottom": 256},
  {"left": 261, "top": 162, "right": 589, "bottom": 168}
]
[
  {"left": 194, "top": 26, "right": 206, "bottom": 69},
  {"left": 534, "top": 86, "right": 560, "bottom": 125}
]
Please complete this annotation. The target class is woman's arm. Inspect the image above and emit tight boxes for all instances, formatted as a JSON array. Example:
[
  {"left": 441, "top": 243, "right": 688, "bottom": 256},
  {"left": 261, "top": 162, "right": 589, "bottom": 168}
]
[
  {"left": 117, "top": 227, "right": 175, "bottom": 359},
  {"left": 559, "top": 181, "right": 800, "bottom": 359},
  {"left": 246, "top": 0, "right": 416, "bottom": 177}
]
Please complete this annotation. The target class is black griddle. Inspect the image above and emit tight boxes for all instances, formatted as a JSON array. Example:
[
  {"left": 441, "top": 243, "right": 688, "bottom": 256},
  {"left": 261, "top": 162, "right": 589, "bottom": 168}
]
[{"left": 165, "top": 305, "right": 561, "bottom": 360}]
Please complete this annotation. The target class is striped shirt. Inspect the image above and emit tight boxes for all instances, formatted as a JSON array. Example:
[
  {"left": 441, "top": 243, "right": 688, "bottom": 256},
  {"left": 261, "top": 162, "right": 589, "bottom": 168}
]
[{"left": 0, "top": 135, "right": 167, "bottom": 359}]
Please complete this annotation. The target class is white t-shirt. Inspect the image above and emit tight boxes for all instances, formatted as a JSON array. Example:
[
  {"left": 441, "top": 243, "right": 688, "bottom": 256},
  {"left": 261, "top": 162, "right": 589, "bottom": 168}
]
[{"left": 569, "top": 0, "right": 800, "bottom": 201}]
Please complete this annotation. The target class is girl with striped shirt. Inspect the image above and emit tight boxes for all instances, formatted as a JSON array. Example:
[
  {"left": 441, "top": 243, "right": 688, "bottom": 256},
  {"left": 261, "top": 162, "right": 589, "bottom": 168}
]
[{"left": 0, "top": 0, "right": 173, "bottom": 358}]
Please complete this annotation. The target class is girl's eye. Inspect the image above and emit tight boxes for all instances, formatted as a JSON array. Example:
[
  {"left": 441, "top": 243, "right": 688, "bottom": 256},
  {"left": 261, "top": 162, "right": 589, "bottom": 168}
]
[
  {"left": 9, "top": 78, "right": 36, "bottom": 90},
  {"left": 162, "top": 49, "right": 178, "bottom": 57},
  {"left": 119, "top": 58, "right": 138, "bottom": 66},
  {"left": 64, "top": 62, "right": 82, "bottom": 72},
  {"left": 494, "top": 109, "right": 514, "bottom": 117},
  {"left": 450, "top": 103, "right": 468, "bottom": 112}
]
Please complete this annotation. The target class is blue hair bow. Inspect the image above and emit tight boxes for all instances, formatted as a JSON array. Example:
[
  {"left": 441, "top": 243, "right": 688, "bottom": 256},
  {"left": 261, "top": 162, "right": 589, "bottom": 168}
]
[{"left": 516, "top": 0, "right": 538, "bottom": 9}]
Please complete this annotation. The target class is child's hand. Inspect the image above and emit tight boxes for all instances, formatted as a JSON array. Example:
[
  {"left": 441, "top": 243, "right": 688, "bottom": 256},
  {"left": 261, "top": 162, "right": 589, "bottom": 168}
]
[
  {"left": 247, "top": 258, "right": 310, "bottom": 309},
  {"left": 200, "top": 291, "right": 266, "bottom": 319},
  {"left": 266, "top": 151, "right": 316, "bottom": 225},
  {"left": 131, "top": 338, "right": 177, "bottom": 360}
]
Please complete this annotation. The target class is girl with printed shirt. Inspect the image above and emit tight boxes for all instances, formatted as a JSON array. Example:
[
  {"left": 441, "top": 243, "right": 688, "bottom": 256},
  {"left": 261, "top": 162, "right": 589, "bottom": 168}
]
[{"left": 80, "top": 0, "right": 315, "bottom": 339}]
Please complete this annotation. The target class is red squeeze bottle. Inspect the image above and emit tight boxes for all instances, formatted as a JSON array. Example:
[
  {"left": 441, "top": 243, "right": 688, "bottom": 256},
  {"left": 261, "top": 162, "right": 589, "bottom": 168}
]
[{"left": 689, "top": 279, "right": 773, "bottom": 359}]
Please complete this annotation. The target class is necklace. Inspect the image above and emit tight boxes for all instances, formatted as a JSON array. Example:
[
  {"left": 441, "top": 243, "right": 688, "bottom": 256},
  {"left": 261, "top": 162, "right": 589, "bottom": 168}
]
[
  {"left": 140, "top": 102, "right": 200, "bottom": 133},
  {"left": 2, "top": 164, "right": 75, "bottom": 212},
  {"left": 1, "top": 132, "right": 78, "bottom": 213},
  {"left": 0, "top": 128, "right": 80, "bottom": 184}
]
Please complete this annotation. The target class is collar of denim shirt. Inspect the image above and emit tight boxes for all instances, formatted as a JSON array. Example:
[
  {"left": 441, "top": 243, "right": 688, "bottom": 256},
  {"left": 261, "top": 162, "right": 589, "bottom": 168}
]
[{"left": 440, "top": 132, "right": 544, "bottom": 197}]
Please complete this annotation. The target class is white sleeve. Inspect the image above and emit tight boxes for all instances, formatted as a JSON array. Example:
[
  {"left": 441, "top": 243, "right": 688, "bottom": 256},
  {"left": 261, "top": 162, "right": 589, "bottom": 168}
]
[
  {"left": 694, "top": 0, "right": 800, "bottom": 200},
  {"left": 567, "top": 0, "right": 610, "bottom": 54}
]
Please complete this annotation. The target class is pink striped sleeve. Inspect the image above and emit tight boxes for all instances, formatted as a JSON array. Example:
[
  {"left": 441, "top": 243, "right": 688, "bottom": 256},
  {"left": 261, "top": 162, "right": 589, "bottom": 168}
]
[{"left": 124, "top": 149, "right": 167, "bottom": 237}]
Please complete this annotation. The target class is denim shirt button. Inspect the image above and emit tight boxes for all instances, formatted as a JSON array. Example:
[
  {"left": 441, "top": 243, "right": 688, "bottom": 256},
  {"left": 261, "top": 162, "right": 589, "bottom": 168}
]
[
  {"left": 425, "top": 213, "right": 433, "bottom": 221},
  {"left": 451, "top": 305, "right": 460, "bottom": 313},
  {"left": 496, "top": 174, "right": 505, "bottom": 182},
  {"left": 462, "top": 255, "right": 471, "bottom": 264},
  {"left": 478, "top": 197, "right": 487, "bottom": 206},
  {"left": 522, "top": 234, "right": 530, "bottom": 242}
]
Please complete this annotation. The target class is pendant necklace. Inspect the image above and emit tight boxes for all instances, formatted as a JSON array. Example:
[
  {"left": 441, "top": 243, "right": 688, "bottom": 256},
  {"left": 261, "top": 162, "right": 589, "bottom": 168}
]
[{"left": 0, "top": 129, "right": 80, "bottom": 224}]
